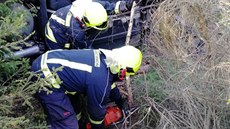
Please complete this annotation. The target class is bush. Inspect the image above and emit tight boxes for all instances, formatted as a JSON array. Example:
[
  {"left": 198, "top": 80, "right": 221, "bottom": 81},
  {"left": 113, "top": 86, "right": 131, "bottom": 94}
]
[{"left": 0, "top": 0, "right": 46, "bottom": 128}]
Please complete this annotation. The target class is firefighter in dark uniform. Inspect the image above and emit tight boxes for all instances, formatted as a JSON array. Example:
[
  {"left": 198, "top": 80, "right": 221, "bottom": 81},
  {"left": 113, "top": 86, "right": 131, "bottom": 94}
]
[
  {"left": 45, "top": 0, "right": 133, "bottom": 50},
  {"left": 31, "top": 45, "right": 142, "bottom": 129}
]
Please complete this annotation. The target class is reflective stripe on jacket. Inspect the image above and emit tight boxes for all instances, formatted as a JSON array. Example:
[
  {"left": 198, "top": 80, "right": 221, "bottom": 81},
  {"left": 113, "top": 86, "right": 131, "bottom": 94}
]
[
  {"left": 45, "top": 1, "right": 117, "bottom": 50},
  {"left": 45, "top": 5, "right": 88, "bottom": 49},
  {"left": 37, "top": 49, "right": 117, "bottom": 124}
]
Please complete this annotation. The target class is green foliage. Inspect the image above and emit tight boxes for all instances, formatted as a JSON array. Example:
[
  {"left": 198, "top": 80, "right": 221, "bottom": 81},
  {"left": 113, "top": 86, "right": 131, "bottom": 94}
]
[
  {"left": 129, "top": 69, "right": 167, "bottom": 129},
  {"left": 0, "top": 116, "right": 29, "bottom": 129},
  {"left": 0, "top": 0, "right": 32, "bottom": 79},
  {"left": 0, "top": 58, "right": 47, "bottom": 128},
  {"left": 0, "top": 1, "right": 29, "bottom": 44},
  {"left": 0, "top": 3, "right": 11, "bottom": 18},
  {"left": 133, "top": 69, "right": 166, "bottom": 103},
  {"left": 0, "top": 0, "right": 47, "bottom": 128},
  {"left": 0, "top": 59, "right": 23, "bottom": 82},
  {"left": 0, "top": 116, "right": 46, "bottom": 129}
]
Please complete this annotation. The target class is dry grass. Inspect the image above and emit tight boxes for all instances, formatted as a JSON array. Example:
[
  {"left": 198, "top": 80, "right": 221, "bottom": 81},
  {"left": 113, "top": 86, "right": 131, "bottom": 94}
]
[{"left": 130, "top": 0, "right": 230, "bottom": 129}]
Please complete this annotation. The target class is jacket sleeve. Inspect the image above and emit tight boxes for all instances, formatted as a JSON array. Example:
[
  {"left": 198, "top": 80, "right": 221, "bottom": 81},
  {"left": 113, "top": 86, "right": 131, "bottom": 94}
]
[
  {"left": 87, "top": 82, "right": 109, "bottom": 128},
  {"left": 109, "top": 83, "right": 123, "bottom": 109}
]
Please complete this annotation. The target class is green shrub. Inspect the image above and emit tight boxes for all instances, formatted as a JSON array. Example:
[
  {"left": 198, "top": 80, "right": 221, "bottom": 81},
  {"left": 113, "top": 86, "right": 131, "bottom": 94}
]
[
  {"left": 133, "top": 69, "right": 166, "bottom": 102},
  {"left": 0, "top": 3, "right": 11, "bottom": 18},
  {"left": 0, "top": 0, "right": 47, "bottom": 128}
]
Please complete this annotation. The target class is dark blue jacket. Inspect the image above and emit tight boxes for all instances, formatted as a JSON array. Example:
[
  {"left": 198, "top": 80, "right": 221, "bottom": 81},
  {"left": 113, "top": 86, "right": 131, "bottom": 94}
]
[
  {"left": 45, "top": 5, "right": 89, "bottom": 49},
  {"left": 45, "top": 1, "right": 117, "bottom": 50},
  {"left": 32, "top": 49, "right": 121, "bottom": 124}
]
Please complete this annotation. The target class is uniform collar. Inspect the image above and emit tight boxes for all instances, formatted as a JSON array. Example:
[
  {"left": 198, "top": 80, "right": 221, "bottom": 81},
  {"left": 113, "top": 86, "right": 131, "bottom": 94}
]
[{"left": 99, "top": 49, "right": 120, "bottom": 74}]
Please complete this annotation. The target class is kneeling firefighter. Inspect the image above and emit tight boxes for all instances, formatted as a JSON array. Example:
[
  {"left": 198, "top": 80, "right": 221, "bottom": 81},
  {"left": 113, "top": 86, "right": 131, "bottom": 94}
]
[
  {"left": 31, "top": 45, "right": 142, "bottom": 129},
  {"left": 45, "top": 0, "right": 134, "bottom": 50}
]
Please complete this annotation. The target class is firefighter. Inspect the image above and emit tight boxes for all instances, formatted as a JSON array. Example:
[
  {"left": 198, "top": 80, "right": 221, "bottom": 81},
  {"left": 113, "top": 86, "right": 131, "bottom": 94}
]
[
  {"left": 45, "top": 0, "right": 133, "bottom": 50},
  {"left": 31, "top": 45, "right": 142, "bottom": 129}
]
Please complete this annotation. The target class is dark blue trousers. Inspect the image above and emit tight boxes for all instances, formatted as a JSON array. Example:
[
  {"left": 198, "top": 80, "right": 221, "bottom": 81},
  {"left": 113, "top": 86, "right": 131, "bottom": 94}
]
[
  {"left": 36, "top": 89, "right": 79, "bottom": 129},
  {"left": 31, "top": 54, "right": 80, "bottom": 129}
]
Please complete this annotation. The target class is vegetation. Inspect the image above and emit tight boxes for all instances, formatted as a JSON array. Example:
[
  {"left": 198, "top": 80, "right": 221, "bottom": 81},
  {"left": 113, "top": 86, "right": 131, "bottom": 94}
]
[
  {"left": 127, "top": 0, "right": 230, "bottom": 129},
  {"left": 1, "top": 0, "right": 230, "bottom": 129},
  {"left": 0, "top": 1, "right": 46, "bottom": 128}
]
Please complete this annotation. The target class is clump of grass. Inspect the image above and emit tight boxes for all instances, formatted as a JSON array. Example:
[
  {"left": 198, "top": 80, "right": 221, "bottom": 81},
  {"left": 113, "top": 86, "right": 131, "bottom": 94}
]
[{"left": 131, "top": 0, "right": 230, "bottom": 128}]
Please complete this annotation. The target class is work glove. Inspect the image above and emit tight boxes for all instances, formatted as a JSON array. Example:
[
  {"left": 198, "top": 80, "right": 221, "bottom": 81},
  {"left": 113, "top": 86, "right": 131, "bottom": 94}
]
[{"left": 114, "top": 0, "right": 134, "bottom": 14}]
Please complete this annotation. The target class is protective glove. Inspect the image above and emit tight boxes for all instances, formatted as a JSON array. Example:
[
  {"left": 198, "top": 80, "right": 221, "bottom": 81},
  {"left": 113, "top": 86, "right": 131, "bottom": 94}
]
[{"left": 114, "top": 0, "right": 134, "bottom": 14}]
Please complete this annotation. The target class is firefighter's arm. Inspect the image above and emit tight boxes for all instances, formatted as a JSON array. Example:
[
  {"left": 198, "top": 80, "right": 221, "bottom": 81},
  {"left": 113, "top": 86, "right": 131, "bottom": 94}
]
[
  {"left": 66, "top": 21, "right": 92, "bottom": 49},
  {"left": 109, "top": 83, "right": 123, "bottom": 110},
  {"left": 87, "top": 84, "right": 108, "bottom": 129}
]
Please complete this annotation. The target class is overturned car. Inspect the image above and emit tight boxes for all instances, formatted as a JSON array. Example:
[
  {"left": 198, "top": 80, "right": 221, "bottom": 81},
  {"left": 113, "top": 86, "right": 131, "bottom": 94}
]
[{"left": 1, "top": 0, "right": 159, "bottom": 58}]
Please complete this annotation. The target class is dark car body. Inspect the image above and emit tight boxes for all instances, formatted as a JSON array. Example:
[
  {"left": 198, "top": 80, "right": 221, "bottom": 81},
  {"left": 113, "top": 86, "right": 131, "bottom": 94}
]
[{"left": 5, "top": 0, "right": 157, "bottom": 58}]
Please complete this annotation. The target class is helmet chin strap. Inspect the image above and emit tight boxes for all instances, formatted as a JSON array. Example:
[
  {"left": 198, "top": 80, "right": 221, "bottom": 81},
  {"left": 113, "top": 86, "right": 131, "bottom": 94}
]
[
  {"left": 118, "top": 69, "right": 127, "bottom": 80},
  {"left": 76, "top": 16, "right": 86, "bottom": 28}
]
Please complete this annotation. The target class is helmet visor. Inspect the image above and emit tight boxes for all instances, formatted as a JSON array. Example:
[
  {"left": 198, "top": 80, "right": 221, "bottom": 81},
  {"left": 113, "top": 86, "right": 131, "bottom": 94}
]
[
  {"left": 82, "top": 16, "right": 90, "bottom": 26},
  {"left": 83, "top": 16, "right": 108, "bottom": 30},
  {"left": 93, "top": 20, "right": 109, "bottom": 30},
  {"left": 126, "top": 67, "right": 135, "bottom": 76}
]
